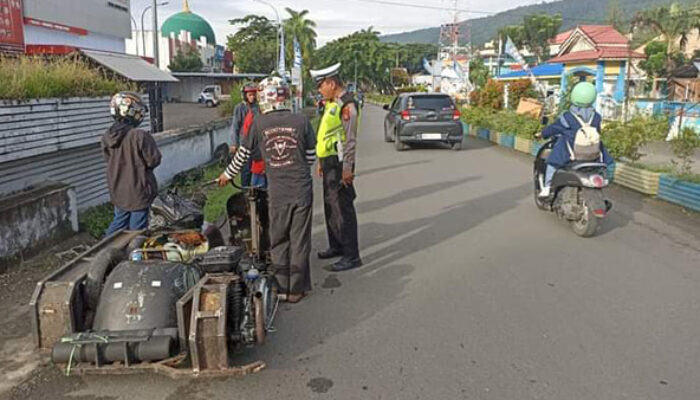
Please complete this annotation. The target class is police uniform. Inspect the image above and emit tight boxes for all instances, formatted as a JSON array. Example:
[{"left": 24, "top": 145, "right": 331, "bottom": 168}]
[{"left": 310, "top": 63, "right": 362, "bottom": 271}]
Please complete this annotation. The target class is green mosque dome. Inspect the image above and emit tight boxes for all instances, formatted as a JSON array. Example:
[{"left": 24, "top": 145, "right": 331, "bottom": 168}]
[{"left": 161, "top": 0, "right": 216, "bottom": 45}]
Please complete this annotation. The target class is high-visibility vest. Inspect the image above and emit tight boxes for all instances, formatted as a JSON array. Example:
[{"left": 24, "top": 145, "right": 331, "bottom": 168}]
[
  {"left": 316, "top": 94, "right": 361, "bottom": 159},
  {"left": 316, "top": 100, "right": 345, "bottom": 159}
]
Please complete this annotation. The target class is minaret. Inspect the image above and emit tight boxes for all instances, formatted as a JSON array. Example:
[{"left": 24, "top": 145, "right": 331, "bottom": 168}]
[{"left": 183, "top": 0, "right": 191, "bottom": 13}]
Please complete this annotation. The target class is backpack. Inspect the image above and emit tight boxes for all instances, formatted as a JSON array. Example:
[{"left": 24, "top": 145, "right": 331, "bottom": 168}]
[{"left": 567, "top": 112, "right": 601, "bottom": 161}]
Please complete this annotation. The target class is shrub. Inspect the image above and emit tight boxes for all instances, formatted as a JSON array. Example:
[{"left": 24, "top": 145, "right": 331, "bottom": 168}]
[
  {"left": 462, "top": 106, "right": 495, "bottom": 128},
  {"left": 218, "top": 83, "right": 244, "bottom": 118},
  {"left": 507, "top": 79, "right": 538, "bottom": 111},
  {"left": 79, "top": 203, "right": 114, "bottom": 239},
  {"left": 670, "top": 127, "right": 700, "bottom": 177},
  {"left": 601, "top": 115, "right": 669, "bottom": 161},
  {"left": 0, "top": 55, "right": 134, "bottom": 100}
]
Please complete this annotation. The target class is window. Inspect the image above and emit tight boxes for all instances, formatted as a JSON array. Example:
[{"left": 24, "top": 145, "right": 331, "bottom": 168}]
[{"left": 407, "top": 96, "right": 454, "bottom": 111}]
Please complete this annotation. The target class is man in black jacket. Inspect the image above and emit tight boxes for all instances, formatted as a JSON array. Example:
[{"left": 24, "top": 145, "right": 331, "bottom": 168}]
[
  {"left": 102, "top": 92, "right": 161, "bottom": 235},
  {"left": 218, "top": 77, "right": 316, "bottom": 303}
]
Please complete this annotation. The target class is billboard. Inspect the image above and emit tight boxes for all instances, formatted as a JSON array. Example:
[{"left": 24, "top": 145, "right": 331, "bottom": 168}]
[
  {"left": 23, "top": 0, "right": 131, "bottom": 39},
  {"left": 0, "top": 0, "right": 24, "bottom": 52}
]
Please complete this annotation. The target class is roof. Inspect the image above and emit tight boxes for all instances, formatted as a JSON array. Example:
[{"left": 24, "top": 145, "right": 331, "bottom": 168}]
[
  {"left": 161, "top": 9, "right": 216, "bottom": 45},
  {"left": 82, "top": 50, "right": 178, "bottom": 82},
  {"left": 549, "top": 29, "right": 574, "bottom": 45},
  {"left": 498, "top": 63, "right": 563, "bottom": 80},
  {"left": 170, "top": 72, "right": 267, "bottom": 79},
  {"left": 670, "top": 63, "right": 700, "bottom": 78},
  {"left": 550, "top": 25, "right": 629, "bottom": 46},
  {"left": 548, "top": 48, "right": 645, "bottom": 63}
]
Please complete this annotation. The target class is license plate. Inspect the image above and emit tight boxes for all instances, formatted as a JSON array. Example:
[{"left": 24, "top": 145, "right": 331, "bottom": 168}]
[{"left": 422, "top": 133, "right": 442, "bottom": 140}]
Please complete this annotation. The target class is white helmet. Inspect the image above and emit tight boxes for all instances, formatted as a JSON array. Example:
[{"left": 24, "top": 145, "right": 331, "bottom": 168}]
[{"left": 257, "top": 76, "right": 291, "bottom": 114}]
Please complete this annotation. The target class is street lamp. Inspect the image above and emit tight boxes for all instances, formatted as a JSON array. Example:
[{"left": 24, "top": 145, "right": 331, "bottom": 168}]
[
  {"left": 252, "top": 0, "right": 281, "bottom": 74},
  {"left": 141, "top": 1, "right": 169, "bottom": 63},
  {"left": 129, "top": 15, "right": 139, "bottom": 55}
]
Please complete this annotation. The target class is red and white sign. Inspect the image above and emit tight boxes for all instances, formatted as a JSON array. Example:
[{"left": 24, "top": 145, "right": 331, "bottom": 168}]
[
  {"left": 24, "top": 17, "right": 88, "bottom": 36},
  {"left": 0, "top": 0, "right": 24, "bottom": 52}
]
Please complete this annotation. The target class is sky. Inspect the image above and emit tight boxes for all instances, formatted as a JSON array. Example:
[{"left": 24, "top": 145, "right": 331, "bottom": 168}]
[{"left": 130, "top": 0, "right": 550, "bottom": 47}]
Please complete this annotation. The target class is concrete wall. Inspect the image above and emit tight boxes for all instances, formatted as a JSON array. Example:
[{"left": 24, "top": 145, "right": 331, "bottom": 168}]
[{"left": 0, "top": 182, "right": 78, "bottom": 266}]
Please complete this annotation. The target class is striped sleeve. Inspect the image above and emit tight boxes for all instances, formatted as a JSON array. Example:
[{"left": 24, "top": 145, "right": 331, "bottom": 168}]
[
  {"left": 305, "top": 148, "right": 317, "bottom": 165},
  {"left": 224, "top": 146, "right": 252, "bottom": 179}
]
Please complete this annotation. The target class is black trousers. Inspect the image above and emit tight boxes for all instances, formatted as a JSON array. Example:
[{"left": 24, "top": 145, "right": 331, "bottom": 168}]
[
  {"left": 321, "top": 156, "right": 360, "bottom": 260},
  {"left": 269, "top": 203, "right": 313, "bottom": 294}
]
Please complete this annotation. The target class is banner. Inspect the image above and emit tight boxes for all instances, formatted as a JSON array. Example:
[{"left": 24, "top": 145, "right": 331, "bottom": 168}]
[
  {"left": 293, "top": 37, "right": 302, "bottom": 69},
  {"left": 277, "top": 28, "right": 286, "bottom": 77},
  {"left": 505, "top": 36, "right": 545, "bottom": 95},
  {"left": 0, "top": 0, "right": 25, "bottom": 52}
]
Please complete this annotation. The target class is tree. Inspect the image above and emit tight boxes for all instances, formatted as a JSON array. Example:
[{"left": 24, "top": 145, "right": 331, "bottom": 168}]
[
  {"left": 469, "top": 57, "right": 490, "bottom": 90},
  {"left": 314, "top": 27, "right": 396, "bottom": 91},
  {"left": 632, "top": 3, "right": 700, "bottom": 75},
  {"left": 283, "top": 8, "right": 317, "bottom": 95},
  {"left": 606, "top": 0, "right": 627, "bottom": 33},
  {"left": 497, "top": 25, "right": 525, "bottom": 49},
  {"left": 521, "top": 14, "right": 562, "bottom": 64},
  {"left": 227, "top": 15, "right": 277, "bottom": 73},
  {"left": 168, "top": 44, "right": 204, "bottom": 72},
  {"left": 639, "top": 40, "right": 686, "bottom": 94}
]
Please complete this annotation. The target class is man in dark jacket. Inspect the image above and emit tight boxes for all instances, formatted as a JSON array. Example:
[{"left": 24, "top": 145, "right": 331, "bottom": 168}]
[
  {"left": 230, "top": 83, "right": 260, "bottom": 187},
  {"left": 539, "top": 82, "right": 613, "bottom": 197},
  {"left": 218, "top": 76, "right": 316, "bottom": 303},
  {"left": 103, "top": 92, "right": 162, "bottom": 235}
]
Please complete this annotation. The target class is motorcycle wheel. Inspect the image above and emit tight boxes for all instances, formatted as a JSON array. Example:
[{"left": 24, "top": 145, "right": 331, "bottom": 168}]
[
  {"left": 570, "top": 201, "right": 598, "bottom": 237},
  {"left": 253, "top": 296, "right": 265, "bottom": 345},
  {"left": 533, "top": 173, "right": 547, "bottom": 210}
]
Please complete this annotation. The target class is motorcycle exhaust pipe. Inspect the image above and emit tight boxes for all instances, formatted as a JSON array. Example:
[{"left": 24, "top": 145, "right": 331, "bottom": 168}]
[{"left": 52, "top": 335, "right": 175, "bottom": 365}]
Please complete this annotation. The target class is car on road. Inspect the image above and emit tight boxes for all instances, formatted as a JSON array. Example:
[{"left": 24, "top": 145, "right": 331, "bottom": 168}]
[
  {"left": 197, "top": 85, "right": 231, "bottom": 107},
  {"left": 383, "top": 93, "right": 463, "bottom": 151}
]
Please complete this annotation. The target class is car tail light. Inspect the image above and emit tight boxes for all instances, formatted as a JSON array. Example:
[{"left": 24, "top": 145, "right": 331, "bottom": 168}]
[
  {"left": 452, "top": 109, "right": 461, "bottom": 120},
  {"left": 401, "top": 110, "right": 411, "bottom": 121}
]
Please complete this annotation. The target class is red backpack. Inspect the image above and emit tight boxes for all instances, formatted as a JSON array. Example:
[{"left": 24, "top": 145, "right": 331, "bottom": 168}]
[{"left": 242, "top": 108, "right": 265, "bottom": 174}]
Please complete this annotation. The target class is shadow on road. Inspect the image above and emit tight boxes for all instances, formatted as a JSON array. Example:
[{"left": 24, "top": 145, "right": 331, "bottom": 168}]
[
  {"left": 356, "top": 176, "right": 481, "bottom": 215},
  {"left": 356, "top": 160, "right": 432, "bottom": 178}
]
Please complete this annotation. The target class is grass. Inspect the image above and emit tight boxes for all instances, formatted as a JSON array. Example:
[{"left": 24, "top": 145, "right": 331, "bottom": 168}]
[
  {"left": 79, "top": 203, "right": 114, "bottom": 238},
  {"left": 626, "top": 162, "right": 675, "bottom": 174},
  {"left": 0, "top": 55, "right": 135, "bottom": 100},
  {"left": 670, "top": 173, "right": 700, "bottom": 184}
]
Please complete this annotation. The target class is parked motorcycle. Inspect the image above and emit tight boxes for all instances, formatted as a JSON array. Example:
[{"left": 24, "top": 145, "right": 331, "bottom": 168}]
[{"left": 534, "top": 139, "right": 613, "bottom": 237}]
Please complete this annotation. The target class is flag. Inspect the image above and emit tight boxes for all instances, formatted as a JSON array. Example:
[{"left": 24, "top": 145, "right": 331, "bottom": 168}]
[
  {"left": 278, "top": 29, "right": 286, "bottom": 76},
  {"left": 505, "top": 36, "right": 545, "bottom": 94},
  {"left": 422, "top": 57, "right": 433, "bottom": 75},
  {"left": 293, "top": 37, "right": 302, "bottom": 69}
]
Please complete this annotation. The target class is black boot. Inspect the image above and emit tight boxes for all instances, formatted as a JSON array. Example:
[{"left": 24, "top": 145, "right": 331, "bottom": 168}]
[
  {"left": 331, "top": 257, "right": 363, "bottom": 272},
  {"left": 317, "top": 248, "right": 343, "bottom": 259}
]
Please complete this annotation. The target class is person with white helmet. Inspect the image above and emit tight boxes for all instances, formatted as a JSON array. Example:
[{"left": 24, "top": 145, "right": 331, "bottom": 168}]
[
  {"left": 538, "top": 81, "right": 614, "bottom": 197},
  {"left": 218, "top": 76, "right": 317, "bottom": 303},
  {"left": 102, "top": 92, "right": 162, "bottom": 234}
]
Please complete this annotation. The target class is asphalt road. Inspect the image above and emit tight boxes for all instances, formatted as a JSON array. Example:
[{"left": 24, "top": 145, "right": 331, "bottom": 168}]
[{"left": 5, "top": 105, "right": 700, "bottom": 400}]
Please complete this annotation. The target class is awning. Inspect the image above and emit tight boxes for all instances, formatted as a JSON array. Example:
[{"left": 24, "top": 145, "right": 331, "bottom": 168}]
[
  {"left": 498, "top": 63, "right": 564, "bottom": 80},
  {"left": 82, "top": 49, "right": 178, "bottom": 83}
]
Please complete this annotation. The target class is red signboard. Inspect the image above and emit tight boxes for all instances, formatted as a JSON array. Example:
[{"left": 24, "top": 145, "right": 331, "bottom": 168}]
[
  {"left": 0, "top": 0, "right": 24, "bottom": 52},
  {"left": 24, "top": 17, "right": 88, "bottom": 36}
]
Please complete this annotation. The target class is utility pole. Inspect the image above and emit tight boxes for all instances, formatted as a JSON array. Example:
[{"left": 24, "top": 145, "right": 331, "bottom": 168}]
[{"left": 152, "top": 0, "right": 160, "bottom": 68}]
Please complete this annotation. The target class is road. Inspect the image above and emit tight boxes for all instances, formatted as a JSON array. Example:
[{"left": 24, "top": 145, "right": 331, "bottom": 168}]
[{"left": 4, "top": 104, "right": 700, "bottom": 400}]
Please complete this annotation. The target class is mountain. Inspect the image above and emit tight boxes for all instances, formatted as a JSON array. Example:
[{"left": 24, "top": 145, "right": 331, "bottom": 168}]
[{"left": 380, "top": 0, "right": 697, "bottom": 46}]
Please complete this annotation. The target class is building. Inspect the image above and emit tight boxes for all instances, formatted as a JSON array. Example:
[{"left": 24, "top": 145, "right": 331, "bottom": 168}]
[
  {"left": 0, "top": 0, "right": 131, "bottom": 54},
  {"left": 547, "top": 25, "right": 646, "bottom": 107},
  {"left": 126, "top": 0, "right": 232, "bottom": 73},
  {"left": 668, "top": 60, "right": 700, "bottom": 102}
]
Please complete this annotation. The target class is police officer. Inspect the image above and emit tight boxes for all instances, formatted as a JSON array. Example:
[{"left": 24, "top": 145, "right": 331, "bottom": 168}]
[
  {"left": 310, "top": 63, "right": 362, "bottom": 271},
  {"left": 218, "top": 76, "right": 316, "bottom": 303}
]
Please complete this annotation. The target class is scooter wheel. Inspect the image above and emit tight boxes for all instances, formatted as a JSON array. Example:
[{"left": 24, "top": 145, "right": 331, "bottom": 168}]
[{"left": 570, "top": 202, "right": 599, "bottom": 237}]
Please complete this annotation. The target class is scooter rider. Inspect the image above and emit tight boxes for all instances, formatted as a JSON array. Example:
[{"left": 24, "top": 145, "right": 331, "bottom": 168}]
[
  {"left": 231, "top": 82, "right": 261, "bottom": 187},
  {"left": 218, "top": 76, "right": 316, "bottom": 303},
  {"left": 539, "top": 81, "right": 614, "bottom": 197}
]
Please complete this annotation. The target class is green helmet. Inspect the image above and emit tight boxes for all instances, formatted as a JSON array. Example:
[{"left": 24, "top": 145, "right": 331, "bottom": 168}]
[{"left": 570, "top": 81, "right": 597, "bottom": 107}]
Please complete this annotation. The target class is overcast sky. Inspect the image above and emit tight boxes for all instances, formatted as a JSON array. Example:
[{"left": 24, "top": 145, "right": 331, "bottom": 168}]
[{"left": 130, "top": 0, "right": 548, "bottom": 47}]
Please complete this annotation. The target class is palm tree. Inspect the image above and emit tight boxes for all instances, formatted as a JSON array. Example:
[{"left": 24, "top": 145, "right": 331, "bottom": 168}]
[
  {"left": 632, "top": 3, "right": 699, "bottom": 74},
  {"left": 283, "top": 8, "right": 317, "bottom": 73}
]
